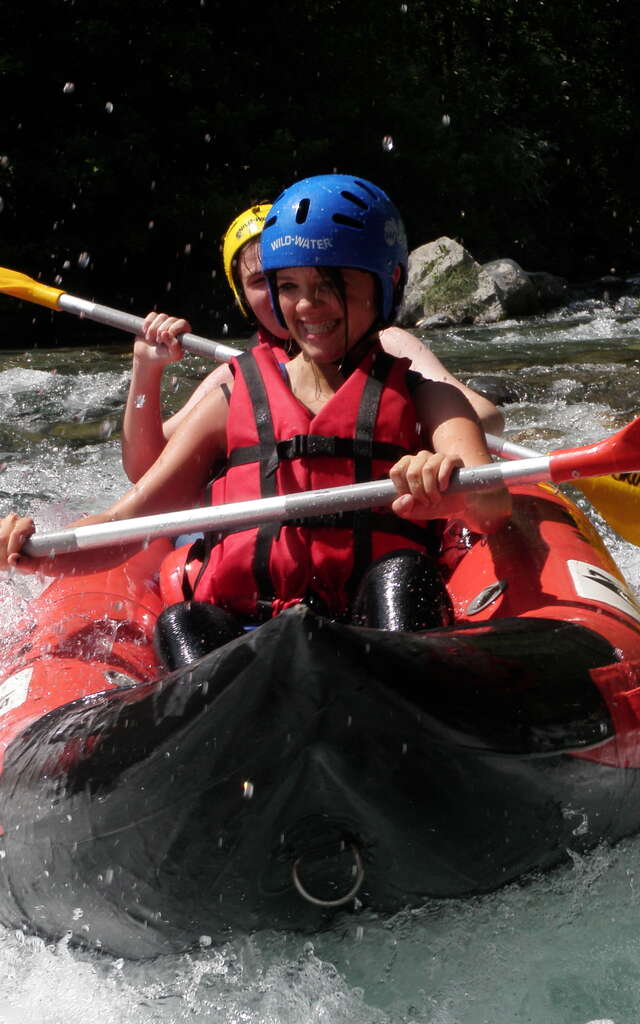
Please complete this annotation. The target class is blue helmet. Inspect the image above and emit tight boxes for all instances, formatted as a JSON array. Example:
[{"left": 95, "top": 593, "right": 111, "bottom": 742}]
[{"left": 260, "top": 174, "right": 408, "bottom": 326}]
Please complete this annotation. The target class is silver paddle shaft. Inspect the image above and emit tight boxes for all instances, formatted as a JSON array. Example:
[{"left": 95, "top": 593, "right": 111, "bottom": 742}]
[
  {"left": 24, "top": 456, "right": 550, "bottom": 557},
  {"left": 58, "top": 294, "right": 241, "bottom": 362}
]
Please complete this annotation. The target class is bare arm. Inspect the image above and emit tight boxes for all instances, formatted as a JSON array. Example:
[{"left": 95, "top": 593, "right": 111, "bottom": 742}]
[
  {"left": 121, "top": 313, "right": 233, "bottom": 483},
  {"left": 390, "top": 380, "right": 511, "bottom": 534},
  {"left": 161, "top": 363, "right": 232, "bottom": 440},
  {"left": 380, "top": 326, "right": 505, "bottom": 435},
  {"left": 2, "top": 386, "right": 230, "bottom": 577}
]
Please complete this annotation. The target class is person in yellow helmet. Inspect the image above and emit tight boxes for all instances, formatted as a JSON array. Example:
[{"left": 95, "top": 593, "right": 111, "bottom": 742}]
[
  {"left": 121, "top": 204, "right": 291, "bottom": 482},
  {"left": 121, "top": 201, "right": 504, "bottom": 483}
]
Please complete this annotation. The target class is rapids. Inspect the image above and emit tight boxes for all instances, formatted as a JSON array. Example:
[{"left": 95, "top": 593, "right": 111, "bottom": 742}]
[{"left": 0, "top": 300, "right": 639, "bottom": 1023}]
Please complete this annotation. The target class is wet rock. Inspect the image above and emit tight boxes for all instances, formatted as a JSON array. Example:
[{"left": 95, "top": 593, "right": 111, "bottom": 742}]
[
  {"left": 527, "top": 270, "right": 568, "bottom": 308},
  {"left": 464, "top": 374, "right": 528, "bottom": 406},
  {"left": 398, "top": 237, "right": 506, "bottom": 327},
  {"left": 416, "top": 312, "right": 456, "bottom": 330},
  {"left": 481, "top": 258, "right": 539, "bottom": 316},
  {"left": 398, "top": 238, "right": 570, "bottom": 328}
]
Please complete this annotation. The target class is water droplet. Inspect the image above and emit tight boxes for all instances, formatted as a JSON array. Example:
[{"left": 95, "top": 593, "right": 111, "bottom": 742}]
[
  {"left": 77, "top": 251, "right": 91, "bottom": 269},
  {"left": 242, "top": 779, "right": 254, "bottom": 799},
  {"left": 148, "top": 220, "right": 155, "bottom": 230},
  {"left": 135, "top": 393, "right": 146, "bottom": 408},
  {"left": 382, "top": 135, "right": 394, "bottom": 152},
  {"left": 105, "top": 101, "right": 114, "bottom": 113},
  {"left": 62, "top": 260, "right": 71, "bottom": 269},
  {"left": 0, "top": 155, "right": 9, "bottom": 167},
  {"left": 0, "top": 197, "right": 4, "bottom": 214},
  {"left": 442, "top": 113, "right": 451, "bottom": 127},
  {"left": 72, "top": 907, "right": 83, "bottom": 920},
  {"left": 63, "top": 82, "right": 75, "bottom": 94}
]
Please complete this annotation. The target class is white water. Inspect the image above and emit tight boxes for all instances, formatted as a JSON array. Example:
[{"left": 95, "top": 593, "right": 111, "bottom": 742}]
[{"left": 1, "top": 307, "right": 640, "bottom": 1023}]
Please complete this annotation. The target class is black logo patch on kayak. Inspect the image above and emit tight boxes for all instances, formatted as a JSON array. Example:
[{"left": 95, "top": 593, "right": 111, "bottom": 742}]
[{"left": 568, "top": 559, "right": 640, "bottom": 623}]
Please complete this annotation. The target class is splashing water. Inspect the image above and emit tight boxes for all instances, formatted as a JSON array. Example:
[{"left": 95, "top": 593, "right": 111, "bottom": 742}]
[{"left": 1, "top": 309, "right": 640, "bottom": 1021}]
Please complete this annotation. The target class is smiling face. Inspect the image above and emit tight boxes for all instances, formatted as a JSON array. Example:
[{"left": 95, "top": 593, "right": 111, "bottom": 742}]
[
  {"left": 236, "top": 240, "right": 289, "bottom": 341},
  {"left": 274, "top": 266, "right": 378, "bottom": 363}
]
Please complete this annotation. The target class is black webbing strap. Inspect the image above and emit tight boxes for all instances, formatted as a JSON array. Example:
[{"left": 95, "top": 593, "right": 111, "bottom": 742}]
[
  {"left": 236, "top": 352, "right": 281, "bottom": 615},
  {"left": 348, "top": 351, "right": 396, "bottom": 593},
  {"left": 226, "top": 434, "right": 409, "bottom": 471},
  {"left": 197, "top": 511, "right": 427, "bottom": 545},
  {"left": 180, "top": 536, "right": 205, "bottom": 600}
]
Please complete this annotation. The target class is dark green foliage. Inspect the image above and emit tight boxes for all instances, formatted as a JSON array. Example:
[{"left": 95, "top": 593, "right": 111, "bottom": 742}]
[{"left": 1, "top": 0, "right": 639, "bottom": 344}]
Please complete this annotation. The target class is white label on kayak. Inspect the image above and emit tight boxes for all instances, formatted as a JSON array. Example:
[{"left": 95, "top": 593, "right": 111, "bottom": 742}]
[
  {"left": 568, "top": 559, "right": 640, "bottom": 623},
  {"left": 0, "top": 666, "right": 33, "bottom": 718}
]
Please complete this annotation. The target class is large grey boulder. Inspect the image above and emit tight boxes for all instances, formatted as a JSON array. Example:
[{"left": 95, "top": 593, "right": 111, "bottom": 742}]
[
  {"left": 398, "top": 237, "right": 506, "bottom": 327},
  {"left": 396, "top": 236, "right": 566, "bottom": 327}
]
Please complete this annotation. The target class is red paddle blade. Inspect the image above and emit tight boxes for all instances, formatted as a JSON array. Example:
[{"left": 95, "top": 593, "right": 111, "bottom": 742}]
[{"left": 550, "top": 416, "right": 640, "bottom": 484}]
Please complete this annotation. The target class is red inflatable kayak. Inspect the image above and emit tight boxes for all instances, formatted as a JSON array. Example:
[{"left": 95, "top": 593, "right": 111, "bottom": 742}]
[{"left": 0, "top": 483, "right": 639, "bottom": 957}]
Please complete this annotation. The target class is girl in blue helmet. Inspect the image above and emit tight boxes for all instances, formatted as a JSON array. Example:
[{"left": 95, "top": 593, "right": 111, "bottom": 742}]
[
  {"left": 0, "top": 175, "right": 510, "bottom": 646},
  {"left": 256, "top": 175, "right": 509, "bottom": 526},
  {"left": 120, "top": 194, "right": 503, "bottom": 484}
]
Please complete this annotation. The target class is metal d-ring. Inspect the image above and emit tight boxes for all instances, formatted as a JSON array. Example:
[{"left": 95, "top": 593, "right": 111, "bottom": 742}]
[{"left": 291, "top": 843, "right": 365, "bottom": 907}]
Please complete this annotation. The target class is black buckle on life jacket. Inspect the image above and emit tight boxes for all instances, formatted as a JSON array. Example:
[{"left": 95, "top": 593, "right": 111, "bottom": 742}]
[
  {"left": 284, "top": 434, "right": 308, "bottom": 459},
  {"left": 265, "top": 434, "right": 311, "bottom": 476}
]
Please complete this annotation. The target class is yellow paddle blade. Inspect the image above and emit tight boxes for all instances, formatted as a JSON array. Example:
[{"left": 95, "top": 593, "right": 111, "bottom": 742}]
[
  {"left": 0, "top": 266, "right": 64, "bottom": 310},
  {"left": 578, "top": 473, "right": 640, "bottom": 545}
]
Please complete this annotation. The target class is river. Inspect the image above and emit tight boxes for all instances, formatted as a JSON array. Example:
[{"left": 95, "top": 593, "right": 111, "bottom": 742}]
[{"left": 0, "top": 296, "right": 639, "bottom": 1023}]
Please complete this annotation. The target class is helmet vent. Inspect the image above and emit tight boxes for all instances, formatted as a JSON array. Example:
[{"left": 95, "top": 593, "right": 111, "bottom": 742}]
[
  {"left": 295, "top": 199, "right": 310, "bottom": 224},
  {"left": 341, "top": 189, "right": 368, "bottom": 210},
  {"left": 264, "top": 215, "right": 277, "bottom": 229},
  {"left": 352, "top": 181, "right": 378, "bottom": 201},
  {"left": 332, "top": 213, "right": 365, "bottom": 230}
]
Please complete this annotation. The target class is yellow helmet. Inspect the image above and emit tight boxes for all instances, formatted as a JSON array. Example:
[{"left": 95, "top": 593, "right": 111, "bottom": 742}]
[{"left": 222, "top": 203, "right": 272, "bottom": 317}]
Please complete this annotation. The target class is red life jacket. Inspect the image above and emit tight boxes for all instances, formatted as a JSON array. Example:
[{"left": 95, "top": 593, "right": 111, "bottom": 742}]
[
  {"left": 193, "top": 340, "right": 431, "bottom": 619},
  {"left": 255, "top": 326, "right": 292, "bottom": 363}
]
